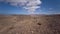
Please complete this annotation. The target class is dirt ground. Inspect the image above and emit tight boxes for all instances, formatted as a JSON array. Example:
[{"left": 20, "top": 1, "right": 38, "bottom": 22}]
[{"left": 0, "top": 15, "right": 60, "bottom": 34}]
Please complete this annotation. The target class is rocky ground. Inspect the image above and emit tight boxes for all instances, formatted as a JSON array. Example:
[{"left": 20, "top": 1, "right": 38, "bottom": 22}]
[{"left": 0, "top": 15, "right": 60, "bottom": 34}]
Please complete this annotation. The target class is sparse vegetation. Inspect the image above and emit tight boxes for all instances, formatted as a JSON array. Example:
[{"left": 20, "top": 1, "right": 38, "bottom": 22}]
[{"left": 0, "top": 15, "right": 60, "bottom": 34}]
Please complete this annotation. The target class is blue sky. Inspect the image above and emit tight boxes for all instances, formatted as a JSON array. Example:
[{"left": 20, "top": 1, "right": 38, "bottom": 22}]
[{"left": 0, "top": 0, "right": 60, "bottom": 15}]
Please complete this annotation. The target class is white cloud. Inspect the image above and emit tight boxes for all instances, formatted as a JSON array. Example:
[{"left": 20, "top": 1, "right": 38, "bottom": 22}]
[
  {"left": 0, "top": 0, "right": 42, "bottom": 13},
  {"left": 49, "top": 8, "right": 53, "bottom": 10}
]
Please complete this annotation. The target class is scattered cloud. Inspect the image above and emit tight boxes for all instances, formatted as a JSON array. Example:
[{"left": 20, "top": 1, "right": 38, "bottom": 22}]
[
  {"left": 49, "top": 8, "right": 53, "bottom": 10},
  {"left": 0, "top": 0, "right": 42, "bottom": 13}
]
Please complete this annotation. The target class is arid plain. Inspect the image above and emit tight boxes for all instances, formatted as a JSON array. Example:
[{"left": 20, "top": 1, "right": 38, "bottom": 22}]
[{"left": 0, "top": 14, "right": 60, "bottom": 34}]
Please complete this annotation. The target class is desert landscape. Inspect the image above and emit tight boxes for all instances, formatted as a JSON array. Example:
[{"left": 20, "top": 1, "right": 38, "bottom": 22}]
[{"left": 0, "top": 14, "right": 60, "bottom": 34}]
